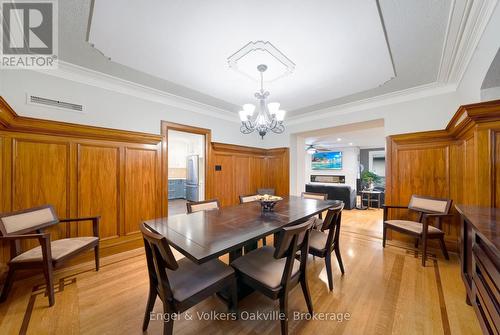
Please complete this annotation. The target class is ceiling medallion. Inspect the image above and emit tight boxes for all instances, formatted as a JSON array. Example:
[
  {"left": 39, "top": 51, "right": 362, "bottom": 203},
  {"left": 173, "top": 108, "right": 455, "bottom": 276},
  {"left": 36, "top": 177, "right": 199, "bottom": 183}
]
[{"left": 229, "top": 41, "right": 293, "bottom": 139}]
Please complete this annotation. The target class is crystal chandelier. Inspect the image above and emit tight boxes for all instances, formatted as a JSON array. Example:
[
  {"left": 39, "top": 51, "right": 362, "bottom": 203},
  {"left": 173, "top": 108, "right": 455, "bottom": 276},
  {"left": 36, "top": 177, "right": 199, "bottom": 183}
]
[{"left": 239, "top": 64, "right": 286, "bottom": 139}]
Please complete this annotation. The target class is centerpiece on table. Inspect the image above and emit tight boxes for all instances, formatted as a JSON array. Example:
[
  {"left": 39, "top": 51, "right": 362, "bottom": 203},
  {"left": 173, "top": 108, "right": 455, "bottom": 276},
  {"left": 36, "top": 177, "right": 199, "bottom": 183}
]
[{"left": 256, "top": 194, "right": 283, "bottom": 212}]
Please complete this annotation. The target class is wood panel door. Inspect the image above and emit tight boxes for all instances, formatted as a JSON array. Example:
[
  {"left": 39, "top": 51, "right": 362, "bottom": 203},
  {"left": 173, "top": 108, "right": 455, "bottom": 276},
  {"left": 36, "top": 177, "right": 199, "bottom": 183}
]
[
  {"left": 12, "top": 139, "right": 70, "bottom": 248},
  {"left": 124, "top": 147, "right": 159, "bottom": 235},
  {"left": 77, "top": 144, "right": 120, "bottom": 240},
  {"left": 212, "top": 154, "right": 234, "bottom": 206}
]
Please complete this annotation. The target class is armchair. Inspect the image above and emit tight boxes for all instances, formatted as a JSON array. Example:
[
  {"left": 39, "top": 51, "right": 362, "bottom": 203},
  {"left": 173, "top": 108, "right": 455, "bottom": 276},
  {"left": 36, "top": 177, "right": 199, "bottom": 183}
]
[
  {"left": 382, "top": 195, "right": 452, "bottom": 266},
  {"left": 0, "top": 205, "right": 100, "bottom": 306}
]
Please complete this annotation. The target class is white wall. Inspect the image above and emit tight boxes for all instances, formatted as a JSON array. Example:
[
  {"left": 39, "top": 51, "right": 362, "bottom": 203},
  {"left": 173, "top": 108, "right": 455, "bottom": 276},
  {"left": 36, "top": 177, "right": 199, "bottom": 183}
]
[
  {"left": 0, "top": 68, "right": 265, "bottom": 148},
  {"left": 305, "top": 147, "right": 359, "bottom": 189},
  {"left": 481, "top": 86, "right": 500, "bottom": 101}
]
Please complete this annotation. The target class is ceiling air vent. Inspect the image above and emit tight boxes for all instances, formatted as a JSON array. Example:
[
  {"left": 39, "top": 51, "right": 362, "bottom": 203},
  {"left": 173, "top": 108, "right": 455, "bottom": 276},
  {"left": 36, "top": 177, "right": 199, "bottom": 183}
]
[{"left": 27, "top": 95, "right": 84, "bottom": 112}]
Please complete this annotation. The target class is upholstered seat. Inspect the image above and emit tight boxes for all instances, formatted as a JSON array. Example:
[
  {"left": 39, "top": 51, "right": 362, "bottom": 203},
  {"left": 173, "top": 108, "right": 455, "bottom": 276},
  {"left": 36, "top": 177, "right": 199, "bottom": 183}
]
[
  {"left": 232, "top": 246, "right": 300, "bottom": 290},
  {"left": 11, "top": 237, "right": 98, "bottom": 263},
  {"left": 385, "top": 220, "right": 443, "bottom": 235},
  {"left": 167, "top": 258, "right": 234, "bottom": 302},
  {"left": 309, "top": 230, "right": 328, "bottom": 251}
]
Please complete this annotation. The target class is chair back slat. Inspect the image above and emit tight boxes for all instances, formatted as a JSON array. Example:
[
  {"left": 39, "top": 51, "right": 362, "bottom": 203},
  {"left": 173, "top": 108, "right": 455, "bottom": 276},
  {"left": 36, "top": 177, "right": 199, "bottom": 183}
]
[
  {"left": 140, "top": 223, "right": 178, "bottom": 302},
  {"left": 274, "top": 219, "right": 314, "bottom": 260},
  {"left": 257, "top": 188, "right": 275, "bottom": 195},
  {"left": 239, "top": 194, "right": 260, "bottom": 204},
  {"left": 186, "top": 199, "right": 220, "bottom": 213},
  {"left": 408, "top": 195, "right": 451, "bottom": 214},
  {"left": 0, "top": 205, "right": 58, "bottom": 235},
  {"left": 301, "top": 192, "right": 328, "bottom": 201},
  {"left": 141, "top": 223, "right": 178, "bottom": 270},
  {"left": 321, "top": 203, "right": 344, "bottom": 251}
]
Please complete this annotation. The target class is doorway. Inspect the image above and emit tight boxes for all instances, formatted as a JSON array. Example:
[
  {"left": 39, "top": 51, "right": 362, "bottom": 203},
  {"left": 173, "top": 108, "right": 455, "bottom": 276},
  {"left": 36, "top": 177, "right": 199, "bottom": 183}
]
[{"left": 161, "top": 122, "right": 211, "bottom": 216}]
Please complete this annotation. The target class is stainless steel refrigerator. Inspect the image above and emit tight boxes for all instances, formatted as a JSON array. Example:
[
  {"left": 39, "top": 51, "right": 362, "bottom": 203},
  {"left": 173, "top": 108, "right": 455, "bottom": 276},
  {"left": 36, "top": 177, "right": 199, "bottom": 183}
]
[{"left": 186, "top": 155, "right": 199, "bottom": 201}]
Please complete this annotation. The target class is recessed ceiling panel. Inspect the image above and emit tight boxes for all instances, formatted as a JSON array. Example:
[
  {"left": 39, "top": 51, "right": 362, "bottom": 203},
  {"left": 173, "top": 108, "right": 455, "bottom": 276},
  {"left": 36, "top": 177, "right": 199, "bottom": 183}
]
[{"left": 89, "top": 0, "right": 395, "bottom": 112}]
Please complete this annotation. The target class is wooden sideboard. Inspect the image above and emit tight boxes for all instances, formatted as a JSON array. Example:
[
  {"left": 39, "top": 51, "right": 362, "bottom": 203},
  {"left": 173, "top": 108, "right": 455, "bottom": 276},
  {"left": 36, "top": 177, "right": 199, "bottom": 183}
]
[{"left": 456, "top": 205, "right": 499, "bottom": 335}]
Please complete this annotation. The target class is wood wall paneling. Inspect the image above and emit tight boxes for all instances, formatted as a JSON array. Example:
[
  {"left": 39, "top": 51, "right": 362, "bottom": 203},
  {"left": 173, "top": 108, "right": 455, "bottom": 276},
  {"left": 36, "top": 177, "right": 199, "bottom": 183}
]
[
  {"left": 495, "top": 132, "right": 500, "bottom": 208},
  {"left": 124, "top": 147, "right": 159, "bottom": 235},
  {"left": 212, "top": 153, "right": 235, "bottom": 207},
  {"left": 208, "top": 143, "right": 289, "bottom": 206},
  {"left": 386, "top": 100, "right": 500, "bottom": 251},
  {"left": 77, "top": 144, "right": 120, "bottom": 240},
  {"left": 12, "top": 139, "right": 70, "bottom": 249}
]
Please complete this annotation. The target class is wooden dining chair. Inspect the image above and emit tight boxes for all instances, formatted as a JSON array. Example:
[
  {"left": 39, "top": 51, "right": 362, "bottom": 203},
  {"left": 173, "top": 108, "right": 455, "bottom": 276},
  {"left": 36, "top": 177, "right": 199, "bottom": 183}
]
[
  {"left": 301, "top": 192, "right": 328, "bottom": 220},
  {"left": 140, "top": 223, "right": 237, "bottom": 335},
  {"left": 301, "top": 192, "right": 328, "bottom": 201},
  {"left": 0, "top": 205, "right": 100, "bottom": 306},
  {"left": 239, "top": 194, "right": 267, "bottom": 246},
  {"left": 257, "top": 188, "right": 275, "bottom": 195},
  {"left": 186, "top": 198, "right": 220, "bottom": 213},
  {"left": 231, "top": 219, "right": 314, "bottom": 335},
  {"left": 383, "top": 195, "right": 453, "bottom": 266},
  {"left": 308, "top": 203, "right": 345, "bottom": 291}
]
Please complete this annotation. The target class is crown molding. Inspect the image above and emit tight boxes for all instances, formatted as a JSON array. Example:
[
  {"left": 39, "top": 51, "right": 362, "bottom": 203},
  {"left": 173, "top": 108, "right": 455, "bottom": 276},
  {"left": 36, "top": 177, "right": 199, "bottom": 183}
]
[
  {"left": 34, "top": 61, "right": 240, "bottom": 123},
  {"left": 437, "top": 0, "right": 499, "bottom": 84},
  {"left": 286, "top": 82, "right": 457, "bottom": 125}
]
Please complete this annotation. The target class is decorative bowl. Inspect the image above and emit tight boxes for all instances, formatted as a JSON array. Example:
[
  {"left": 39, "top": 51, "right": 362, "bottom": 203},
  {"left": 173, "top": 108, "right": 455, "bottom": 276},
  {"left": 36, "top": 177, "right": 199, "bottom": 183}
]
[{"left": 256, "top": 195, "right": 283, "bottom": 212}]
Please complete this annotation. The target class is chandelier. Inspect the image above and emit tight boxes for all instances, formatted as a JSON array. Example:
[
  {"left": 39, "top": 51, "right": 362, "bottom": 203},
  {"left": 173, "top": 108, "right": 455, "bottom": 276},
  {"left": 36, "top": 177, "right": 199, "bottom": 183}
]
[{"left": 238, "top": 64, "right": 286, "bottom": 139}]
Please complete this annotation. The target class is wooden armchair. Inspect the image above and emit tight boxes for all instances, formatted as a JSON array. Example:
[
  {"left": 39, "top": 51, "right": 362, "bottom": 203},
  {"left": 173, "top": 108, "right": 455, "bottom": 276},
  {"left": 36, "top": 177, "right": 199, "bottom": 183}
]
[
  {"left": 0, "top": 205, "right": 100, "bottom": 306},
  {"left": 383, "top": 195, "right": 452, "bottom": 266}
]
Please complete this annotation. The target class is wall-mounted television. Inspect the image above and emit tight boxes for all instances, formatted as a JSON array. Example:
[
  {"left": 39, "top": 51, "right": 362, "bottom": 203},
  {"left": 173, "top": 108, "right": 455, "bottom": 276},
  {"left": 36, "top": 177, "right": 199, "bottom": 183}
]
[{"left": 311, "top": 151, "right": 342, "bottom": 170}]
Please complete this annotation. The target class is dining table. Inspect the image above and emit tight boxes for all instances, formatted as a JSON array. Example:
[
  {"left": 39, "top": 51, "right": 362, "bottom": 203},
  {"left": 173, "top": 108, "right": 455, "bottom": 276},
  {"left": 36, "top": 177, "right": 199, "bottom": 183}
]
[{"left": 144, "top": 195, "right": 340, "bottom": 264}]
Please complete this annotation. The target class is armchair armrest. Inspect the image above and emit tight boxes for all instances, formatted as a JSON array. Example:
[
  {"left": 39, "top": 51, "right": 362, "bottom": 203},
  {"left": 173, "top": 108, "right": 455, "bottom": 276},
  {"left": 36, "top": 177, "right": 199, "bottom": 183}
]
[
  {"left": 382, "top": 205, "right": 409, "bottom": 221},
  {"left": 58, "top": 216, "right": 101, "bottom": 222},
  {"left": 382, "top": 205, "right": 408, "bottom": 209},
  {"left": 0, "top": 232, "right": 49, "bottom": 241},
  {"left": 422, "top": 213, "right": 454, "bottom": 218},
  {"left": 58, "top": 216, "right": 100, "bottom": 238}
]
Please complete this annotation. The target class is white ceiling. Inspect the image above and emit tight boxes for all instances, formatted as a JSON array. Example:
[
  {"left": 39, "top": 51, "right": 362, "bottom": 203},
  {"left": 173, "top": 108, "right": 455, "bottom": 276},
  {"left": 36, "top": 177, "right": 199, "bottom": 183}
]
[
  {"left": 301, "top": 119, "right": 385, "bottom": 149},
  {"left": 55, "top": 0, "right": 465, "bottom": 118},
  {"left": 89, "top": 0, "right": 395, "bottom": 113}
]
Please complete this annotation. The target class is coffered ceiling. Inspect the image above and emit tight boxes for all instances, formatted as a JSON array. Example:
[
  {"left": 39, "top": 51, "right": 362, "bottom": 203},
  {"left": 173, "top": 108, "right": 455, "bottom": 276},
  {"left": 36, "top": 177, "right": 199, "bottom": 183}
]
[{"left": 57, "top": 0, "right": 494, "bottom": 119}]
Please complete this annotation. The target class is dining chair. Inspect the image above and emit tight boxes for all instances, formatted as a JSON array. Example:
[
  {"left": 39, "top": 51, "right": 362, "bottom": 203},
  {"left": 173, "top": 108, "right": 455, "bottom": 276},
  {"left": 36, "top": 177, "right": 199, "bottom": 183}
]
[
  {"left": 308, "top": 203, "right": 345, "bottom": 291},
  {"left": 301, "top": 192, "right": 328, "bottom": 220},
  {"left": 186, "top": 198, "right": 220, "bottom": 213},
  {"left": 239, "top": 194, "right": 267, "bottom": 246},
  {"left": 257, "top": 188, "right": 275, "bottom": 195},
  {"left": 140, "top": 223, "right": 237, "bottom": 335},
  {"left": 0, "top": 205, "right": 100, "bottom": 306},
  {"left": 231, "top": 219, "right": 314, "bottom": 335},
  {"left": 301, "top": 192, "right": 328, "bottom": 201},
  {"left": 383, "top": 195, "right": 453, "bottom": 266}
]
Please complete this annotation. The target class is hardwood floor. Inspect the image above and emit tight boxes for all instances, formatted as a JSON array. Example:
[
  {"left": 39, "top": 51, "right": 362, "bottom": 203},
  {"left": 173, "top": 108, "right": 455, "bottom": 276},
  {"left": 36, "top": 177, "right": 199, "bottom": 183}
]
[{"left": 0, "top": 210, "right": 480, "bottom": 334}]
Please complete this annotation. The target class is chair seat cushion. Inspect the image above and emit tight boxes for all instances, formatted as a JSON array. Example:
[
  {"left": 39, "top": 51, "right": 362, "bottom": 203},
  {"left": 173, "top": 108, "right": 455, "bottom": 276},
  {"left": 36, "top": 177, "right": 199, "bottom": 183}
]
[
  {"left": 385, "top": 220, "right": 443, "bottom": 235},
  {"left": 309, "top": 229, "right": 328, "bottom": 251},
  {"left": 231, "top": 246, "right": 300, "bottom": 290},
  {"left": 167, "top": 258, "right": 234, "bottom": 302},
  {"left": 10, "top": 237, "right": 98, "bottom": 263}
]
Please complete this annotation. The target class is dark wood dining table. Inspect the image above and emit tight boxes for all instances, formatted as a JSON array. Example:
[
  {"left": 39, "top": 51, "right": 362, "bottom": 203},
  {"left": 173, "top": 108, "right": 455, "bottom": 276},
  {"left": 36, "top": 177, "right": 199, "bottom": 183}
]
[{"left": 144, "top": 196, "right": 340, "bottom": 264}]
